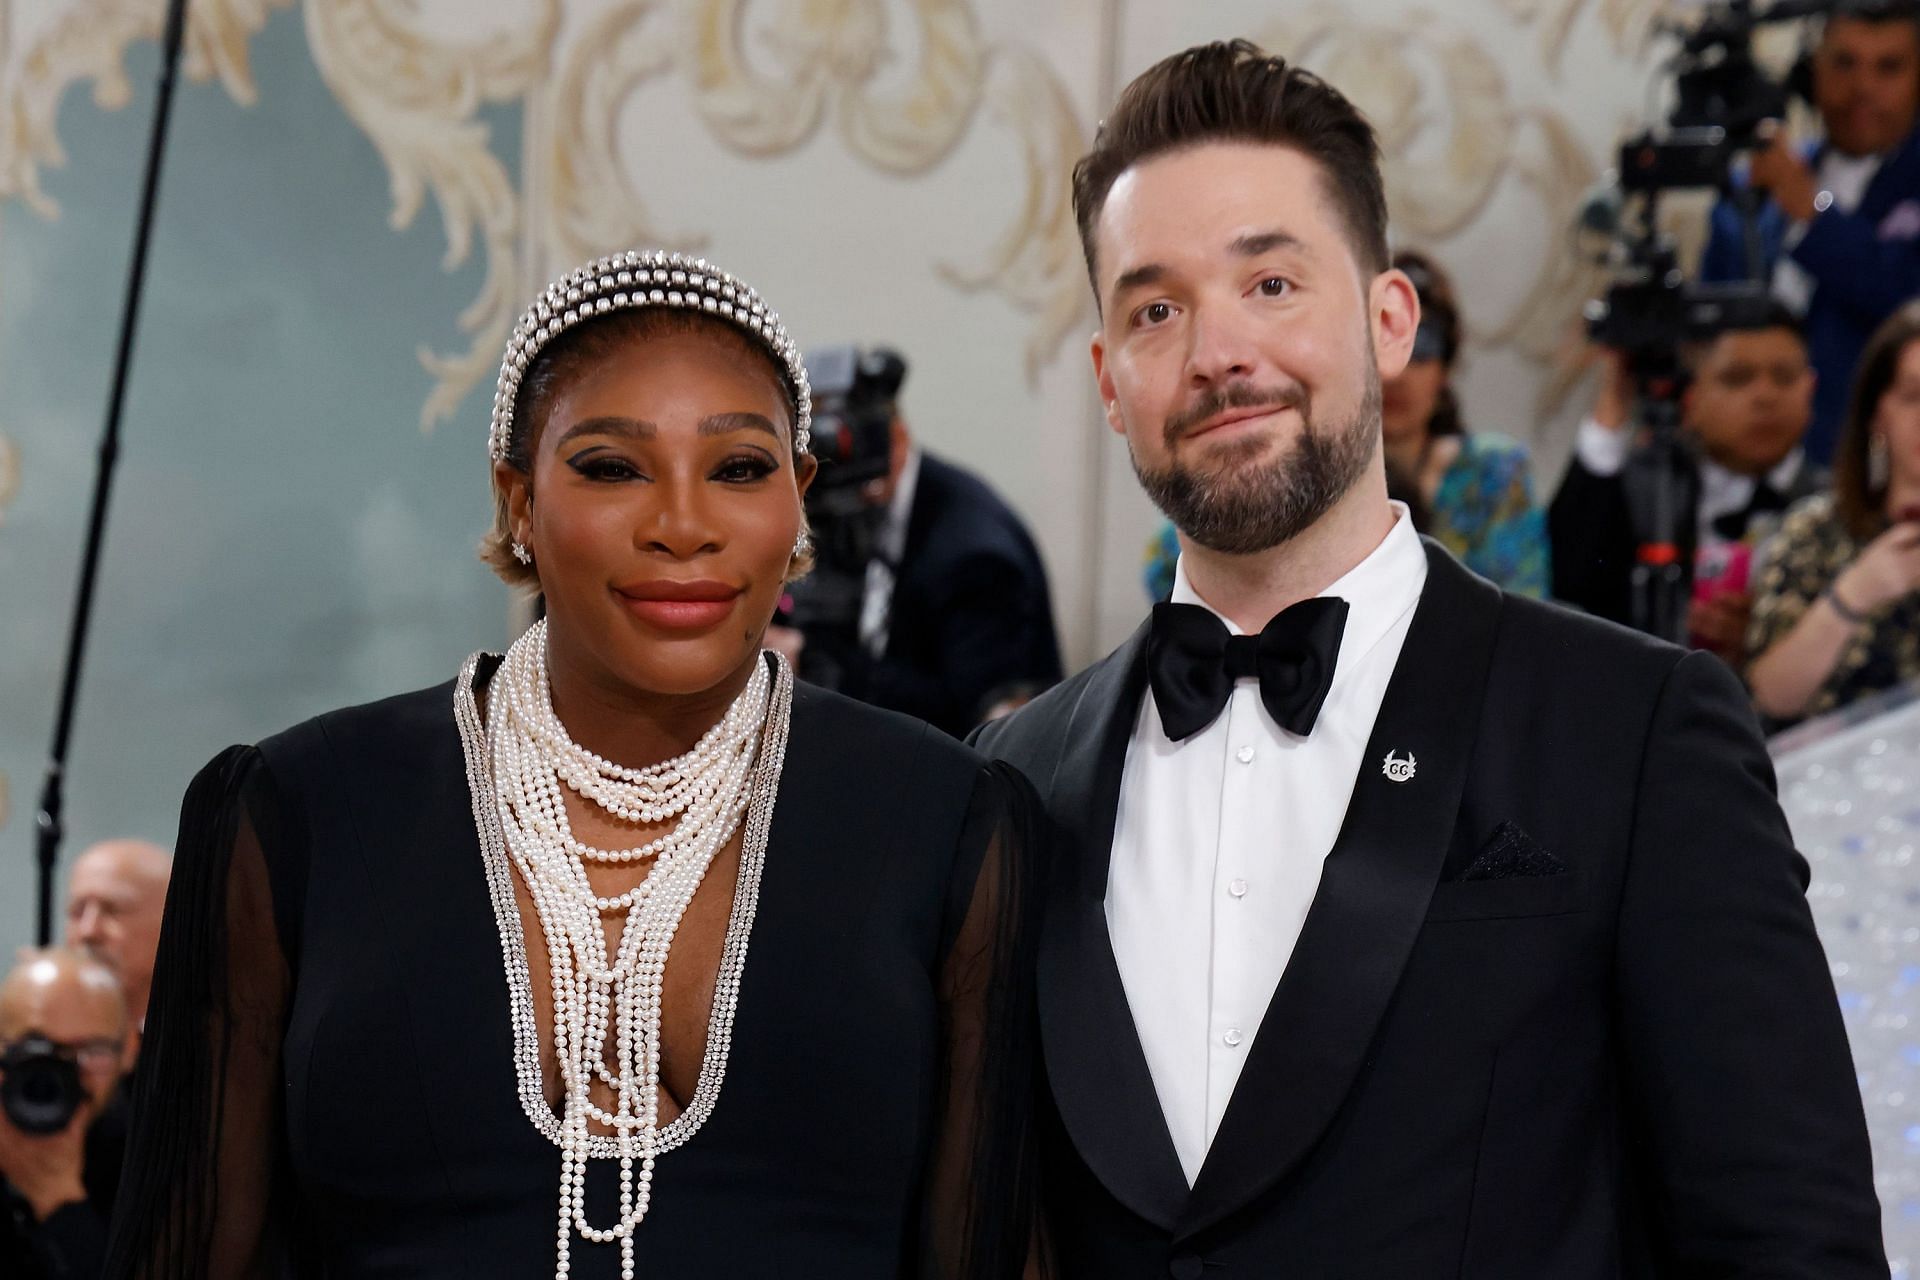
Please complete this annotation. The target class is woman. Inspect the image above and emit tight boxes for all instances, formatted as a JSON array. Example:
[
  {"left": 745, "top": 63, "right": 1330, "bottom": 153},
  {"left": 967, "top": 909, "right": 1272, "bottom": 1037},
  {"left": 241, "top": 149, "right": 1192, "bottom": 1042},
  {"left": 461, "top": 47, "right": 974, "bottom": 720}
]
[
  {"left": 1747, "top": 300, "right": 1920, "bottom": 724},
  {"left": 104, "top": 252, "right": 1041, "bottom": 1278},
  {"left": 1139, "top": 249, "right": 1545, "bottom": 601}
]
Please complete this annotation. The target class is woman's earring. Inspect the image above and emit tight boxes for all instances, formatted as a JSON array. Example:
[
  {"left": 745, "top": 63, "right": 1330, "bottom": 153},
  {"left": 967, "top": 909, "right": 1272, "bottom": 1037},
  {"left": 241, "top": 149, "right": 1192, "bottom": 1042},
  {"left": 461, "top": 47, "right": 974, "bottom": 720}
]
[
  {"left": 512, "top": 541, "right": 533, "bottom": 565},
  {"left": 1869, "top": 433, "right": 1891, "bottom": 491},
  {"left": 791, "top": 531, "right": 812, "bottom": 561}
]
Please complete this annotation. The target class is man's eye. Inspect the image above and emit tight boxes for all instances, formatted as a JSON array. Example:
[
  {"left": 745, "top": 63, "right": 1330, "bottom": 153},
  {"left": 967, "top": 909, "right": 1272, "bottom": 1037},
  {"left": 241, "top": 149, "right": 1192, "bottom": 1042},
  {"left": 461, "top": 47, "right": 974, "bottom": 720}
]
[
  {"left": 1135, "top": 302, "right": 1173, "bottom": 328},
  {"left": 1258, "top": 277, "right": 1290, "bottom": 297}
]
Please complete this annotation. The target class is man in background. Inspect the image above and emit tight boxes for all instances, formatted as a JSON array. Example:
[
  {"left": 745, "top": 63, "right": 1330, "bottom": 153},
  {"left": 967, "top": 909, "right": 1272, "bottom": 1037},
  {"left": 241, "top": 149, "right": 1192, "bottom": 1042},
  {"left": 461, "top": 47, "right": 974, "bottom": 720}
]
[
  {"left": 0, "top": 947, "right": 127, "bottom": 1280},
  {"left": 1702, "top": 0, "right": 1920, "bottom": 462},
  {"left": 1551, "top": 307, "right": 1823, "bottom": 662},
  {"left": 774, "top": 346, "right": 1062, "bottom": 736}
]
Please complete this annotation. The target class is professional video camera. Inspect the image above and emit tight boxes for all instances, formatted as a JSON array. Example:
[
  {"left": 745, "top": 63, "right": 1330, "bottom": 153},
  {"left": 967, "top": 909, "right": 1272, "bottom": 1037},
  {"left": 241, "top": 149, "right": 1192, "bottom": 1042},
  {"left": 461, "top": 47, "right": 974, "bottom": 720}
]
[
  {"left": 1580, "top": 0, "right": 1840, "bottom": 638},
  {"left": 781, "top": 345, "right": 908, "bottom": 690},
  {"left": 0, "top": 1034, "right": 85, "bottom": 1135}
]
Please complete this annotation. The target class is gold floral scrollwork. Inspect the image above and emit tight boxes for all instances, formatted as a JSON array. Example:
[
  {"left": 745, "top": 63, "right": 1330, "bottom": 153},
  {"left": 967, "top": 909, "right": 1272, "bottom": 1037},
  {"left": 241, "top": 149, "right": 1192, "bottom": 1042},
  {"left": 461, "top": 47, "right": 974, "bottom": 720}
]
[
  {"left": 303, "top": 0, "right": 558, "bottom": 430},
  {"left": 0, "top": 0, "right": 289, "bottom": 219},
  {"left": 547, "top": 0, "right": 701, "bottom": 268},
  {"left": 685, "top": 0, "right": 984, "bottom": 173},
  {"left": 936, "top": 44, "right": 1089, "bottom": 382}
]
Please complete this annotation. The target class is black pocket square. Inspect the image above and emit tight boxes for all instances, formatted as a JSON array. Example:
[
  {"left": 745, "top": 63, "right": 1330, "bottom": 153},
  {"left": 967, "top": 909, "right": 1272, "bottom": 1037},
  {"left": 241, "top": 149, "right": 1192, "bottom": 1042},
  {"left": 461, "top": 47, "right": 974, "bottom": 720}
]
[{"left": 1459, "top": 821, "right": 1566, "bottom": 882}]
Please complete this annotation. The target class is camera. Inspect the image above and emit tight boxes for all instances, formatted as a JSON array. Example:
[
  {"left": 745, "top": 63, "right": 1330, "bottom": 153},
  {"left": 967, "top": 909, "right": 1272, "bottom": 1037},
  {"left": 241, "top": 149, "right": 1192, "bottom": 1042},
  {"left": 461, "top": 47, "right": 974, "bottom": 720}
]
[
  {"left": 0, "top": 1034, "right": 85, "bottom": 1135},
  {"left": 782, "top": 345, "right": 908, "bottom": 690},
  {"left": 1583, "top": 1, "right": 1840, "bottom": 357}
]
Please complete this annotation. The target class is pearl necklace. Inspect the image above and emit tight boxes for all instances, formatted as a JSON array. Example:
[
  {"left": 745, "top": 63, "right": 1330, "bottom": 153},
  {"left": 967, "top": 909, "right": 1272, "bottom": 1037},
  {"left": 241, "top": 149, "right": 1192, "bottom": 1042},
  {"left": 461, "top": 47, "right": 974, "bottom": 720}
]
[{"left": 453, "top": 623, "right": 791, "bottom": 1279}]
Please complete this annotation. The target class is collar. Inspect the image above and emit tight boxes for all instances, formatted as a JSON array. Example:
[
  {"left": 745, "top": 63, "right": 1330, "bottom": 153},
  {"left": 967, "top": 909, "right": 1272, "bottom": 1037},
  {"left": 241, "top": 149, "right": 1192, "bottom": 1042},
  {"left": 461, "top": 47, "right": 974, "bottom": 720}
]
[
  {"left": 1697, "top": 448, "right": 1805, "bottom": 522},
  {"left": 1170, "top": 500, "right": 1428, "bottom": 677},
  {"left": 879, "top": 445, "right": 922, "bottom": 562}
]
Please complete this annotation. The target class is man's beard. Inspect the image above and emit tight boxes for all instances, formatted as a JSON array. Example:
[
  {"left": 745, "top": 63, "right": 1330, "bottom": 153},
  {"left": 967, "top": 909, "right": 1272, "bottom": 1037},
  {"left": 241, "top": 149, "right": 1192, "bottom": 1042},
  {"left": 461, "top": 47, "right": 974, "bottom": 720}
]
[{"left": 1130, "top": 363, "right": 1381, "bottom": 556}]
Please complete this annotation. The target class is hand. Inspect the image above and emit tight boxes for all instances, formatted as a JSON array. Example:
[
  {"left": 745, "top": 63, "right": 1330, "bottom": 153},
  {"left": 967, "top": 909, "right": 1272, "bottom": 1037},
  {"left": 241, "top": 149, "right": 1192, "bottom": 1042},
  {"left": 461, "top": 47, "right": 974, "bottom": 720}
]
[
  {"left": 0, "top": 1099, "right": 93, "bottom": 1222},
  {"left": 1748, "top": 124, "right": 1819, "bottom": 223},
  {"left": 1689, "top": 590, "right": 1753, "bottom": 662},
  {"left": 763, "top": 624, "right": 806, "bottom": 667},
  {"left": 1835, "top": 522, "right": 1920, "bottom": 614},
  {"left": 1587, "top": 346, "right": 1635, "bottom": 431}
]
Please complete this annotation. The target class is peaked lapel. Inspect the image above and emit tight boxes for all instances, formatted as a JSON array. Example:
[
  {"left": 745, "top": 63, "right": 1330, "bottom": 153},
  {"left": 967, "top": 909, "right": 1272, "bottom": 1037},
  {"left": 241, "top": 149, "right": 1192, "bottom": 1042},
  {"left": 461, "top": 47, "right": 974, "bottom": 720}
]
[
  {"left": 1176, "top": 543, "right": 1504, "bottom": 1240},
  {"left": 1032, "top": 621, "right": 1192, "bottom": 1231}
]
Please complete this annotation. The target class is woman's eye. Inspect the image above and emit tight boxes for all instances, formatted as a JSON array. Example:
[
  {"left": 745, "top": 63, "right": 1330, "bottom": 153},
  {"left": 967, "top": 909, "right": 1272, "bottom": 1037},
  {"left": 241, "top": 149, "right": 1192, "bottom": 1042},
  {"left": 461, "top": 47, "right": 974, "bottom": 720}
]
[
  {"left": 572, "top": 455, "right": 643, "bottom": 482},
  {"left": 715, "top": 456, "right": 778, "bottom": 483}
]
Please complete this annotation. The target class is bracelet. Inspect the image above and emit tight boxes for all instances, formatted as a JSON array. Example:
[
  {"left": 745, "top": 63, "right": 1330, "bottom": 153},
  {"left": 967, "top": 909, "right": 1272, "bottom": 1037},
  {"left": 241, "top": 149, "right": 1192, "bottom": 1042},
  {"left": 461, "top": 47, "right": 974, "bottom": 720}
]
[{"left": 1824, "top": 583, "right": 1869, "bottom": 625}]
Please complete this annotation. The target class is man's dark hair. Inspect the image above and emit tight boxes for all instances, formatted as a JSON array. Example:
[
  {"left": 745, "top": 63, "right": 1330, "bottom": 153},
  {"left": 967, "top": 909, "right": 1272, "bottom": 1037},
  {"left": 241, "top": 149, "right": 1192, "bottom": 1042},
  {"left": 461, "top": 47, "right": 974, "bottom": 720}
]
[{"left": 1071, "top": 39, "right": 1389, "bottom": 304}]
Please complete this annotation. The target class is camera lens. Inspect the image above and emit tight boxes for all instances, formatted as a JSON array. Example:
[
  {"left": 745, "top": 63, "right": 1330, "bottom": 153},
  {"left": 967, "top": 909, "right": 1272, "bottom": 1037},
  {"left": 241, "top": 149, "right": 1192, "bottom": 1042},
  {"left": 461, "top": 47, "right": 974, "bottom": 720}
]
[{"left": 0, "top": 1036, "right": 84, "bottom": 1136}]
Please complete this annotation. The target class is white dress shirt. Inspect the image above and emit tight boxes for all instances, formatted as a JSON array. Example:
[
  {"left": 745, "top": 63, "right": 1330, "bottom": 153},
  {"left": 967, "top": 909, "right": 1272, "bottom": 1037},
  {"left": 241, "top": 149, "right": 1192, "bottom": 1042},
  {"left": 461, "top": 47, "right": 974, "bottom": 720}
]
[
  {"left": 1105, "top": 505, "right": 1428, "bottom": 1185},
  {"left": 858, "top": 446, "right": 921, "bottom": 657}
]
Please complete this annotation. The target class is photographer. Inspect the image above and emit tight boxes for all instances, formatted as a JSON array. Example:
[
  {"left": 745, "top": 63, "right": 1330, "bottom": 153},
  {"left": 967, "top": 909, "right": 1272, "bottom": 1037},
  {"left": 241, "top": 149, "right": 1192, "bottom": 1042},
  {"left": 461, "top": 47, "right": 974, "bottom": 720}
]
[
  {"left": 1701, "top": 0, "right": 1920, "bottom": 463},
  {"left": 772, "top": 347, "right": 1062, "bottom": 737},
  {"left": 1550, "top": 304, "right": 1825, "bottom": 662},
  {"left": 0, "top": 948, "right": 125, "bottom": 1280}
]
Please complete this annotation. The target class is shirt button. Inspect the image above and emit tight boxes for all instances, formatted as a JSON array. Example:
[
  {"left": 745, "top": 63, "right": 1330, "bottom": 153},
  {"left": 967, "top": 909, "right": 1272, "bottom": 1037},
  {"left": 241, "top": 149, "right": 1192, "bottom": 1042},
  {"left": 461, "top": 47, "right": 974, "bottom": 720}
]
[
  {"left": 1228, "top": 879, "right": 1248, "bottom": 899},
  {"left": 1223, "top": 1028, "right": 1244, "bottom": 1047},
  {"left": 1236, "top": 745, "right": 1256, "bottom": 764}
]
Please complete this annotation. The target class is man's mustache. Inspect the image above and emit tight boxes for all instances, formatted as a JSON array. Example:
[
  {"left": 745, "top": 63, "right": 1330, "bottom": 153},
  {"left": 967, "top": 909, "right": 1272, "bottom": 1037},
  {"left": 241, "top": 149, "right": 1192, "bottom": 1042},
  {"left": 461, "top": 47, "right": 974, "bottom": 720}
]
[{"left": 1164, "top": 382, "right": 1307, "bottom": 448}]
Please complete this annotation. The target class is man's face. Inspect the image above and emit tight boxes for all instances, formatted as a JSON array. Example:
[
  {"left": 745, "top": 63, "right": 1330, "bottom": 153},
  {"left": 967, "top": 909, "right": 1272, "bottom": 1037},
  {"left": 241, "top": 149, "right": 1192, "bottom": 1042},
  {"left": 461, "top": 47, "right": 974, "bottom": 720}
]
[
  {"left": 1684, "top": 326, "right": 1815, "bottom": 475},
  {"left": 1089, "top": 142, "right": 1416, "bottom": 554},
  {"left": 1815, "top": 17, "right": 1920, "bottom": 157},
  {"left": 0, "top": 959, "right": 126, "bottom": 1112},
  {"left": 64, "top": 843, "right": 168, "bottom": 1015}
]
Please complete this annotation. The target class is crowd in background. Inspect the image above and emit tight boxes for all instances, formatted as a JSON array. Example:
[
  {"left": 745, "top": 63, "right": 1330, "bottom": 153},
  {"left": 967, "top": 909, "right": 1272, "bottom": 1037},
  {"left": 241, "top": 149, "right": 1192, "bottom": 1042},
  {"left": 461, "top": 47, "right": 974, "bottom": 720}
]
[{"left": 1145, "top": 1, "right": 1920, "bottom": 734}]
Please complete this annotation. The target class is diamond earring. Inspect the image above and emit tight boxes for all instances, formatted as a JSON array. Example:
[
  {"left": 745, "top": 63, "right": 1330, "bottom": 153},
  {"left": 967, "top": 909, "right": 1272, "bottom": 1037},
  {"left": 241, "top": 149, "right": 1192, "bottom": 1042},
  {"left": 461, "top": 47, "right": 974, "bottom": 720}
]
[
  {"left": 512, "top": 541, "right": 533, "bottom": 565},
  {"left": 791, "top": 531, "right": 812, "bottom": 561}
]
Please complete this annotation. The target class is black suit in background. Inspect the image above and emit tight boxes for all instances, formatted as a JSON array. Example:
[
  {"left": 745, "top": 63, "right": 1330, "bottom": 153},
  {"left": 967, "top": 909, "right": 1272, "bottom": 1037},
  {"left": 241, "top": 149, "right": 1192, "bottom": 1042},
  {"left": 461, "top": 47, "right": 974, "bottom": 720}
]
[
  {"left": 974, "top": 541, "right": 1884, "bottom": 1278},
  {"left": 861, "top": 452, "right": 1062, "bottom": 737},
  {"left": 1548, "top": 445, "right": 1825, "bottom": 626}
]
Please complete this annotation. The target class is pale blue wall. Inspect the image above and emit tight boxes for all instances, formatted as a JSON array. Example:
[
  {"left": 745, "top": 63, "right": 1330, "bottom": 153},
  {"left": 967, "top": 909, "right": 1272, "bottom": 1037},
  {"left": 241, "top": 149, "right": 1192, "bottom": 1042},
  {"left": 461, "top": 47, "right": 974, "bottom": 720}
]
[{"left": 0, "top": 11, "right": 520, "bottom": 949}]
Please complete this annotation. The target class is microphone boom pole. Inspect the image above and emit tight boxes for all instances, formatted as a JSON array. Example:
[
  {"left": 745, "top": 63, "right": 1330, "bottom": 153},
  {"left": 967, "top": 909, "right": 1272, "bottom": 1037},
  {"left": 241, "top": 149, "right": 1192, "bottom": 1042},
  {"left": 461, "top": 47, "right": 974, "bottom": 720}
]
[{"left": 31, "top": 0, "right": 192, "bottom": 945}]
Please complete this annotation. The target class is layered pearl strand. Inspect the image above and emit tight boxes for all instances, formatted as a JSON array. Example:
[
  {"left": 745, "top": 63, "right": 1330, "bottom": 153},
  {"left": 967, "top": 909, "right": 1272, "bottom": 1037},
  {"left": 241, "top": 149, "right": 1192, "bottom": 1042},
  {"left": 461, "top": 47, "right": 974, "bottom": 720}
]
[{"left": 453, "top": 622, "right": 791, "bottom": 1279}]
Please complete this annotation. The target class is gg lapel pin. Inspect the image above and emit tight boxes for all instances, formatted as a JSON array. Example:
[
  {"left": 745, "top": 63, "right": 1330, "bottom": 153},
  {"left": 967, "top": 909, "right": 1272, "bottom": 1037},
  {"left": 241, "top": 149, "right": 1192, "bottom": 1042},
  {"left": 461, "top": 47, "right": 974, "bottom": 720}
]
[{"left": 1382, "top": 751, "right": 1416, "bottom": 783}]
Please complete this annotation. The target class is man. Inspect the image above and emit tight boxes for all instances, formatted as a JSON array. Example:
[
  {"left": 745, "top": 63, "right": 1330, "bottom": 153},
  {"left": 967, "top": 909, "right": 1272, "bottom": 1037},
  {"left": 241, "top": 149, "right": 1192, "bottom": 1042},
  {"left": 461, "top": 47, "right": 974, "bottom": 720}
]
[
  {"left": 973, "top": 40, "right": 1884, "bottom": 1276},
  {"left": 1550, "top": 307, "right": 1824, "bottom": 660},
  {"left": 1701, "top": 0, "right": 1920, "bottom": 463},
  {"left": 777, "top": 346, "right": 1062, "bottom": 736},
  {"left": 64, "top": 840, "right": 169, "bottom": 1036},
  {"left": 62, "top": 839, "right": 168, "bottom": 1220},
  {"left": 0, "top": 948, "right": 126, "bottom": 1280}
]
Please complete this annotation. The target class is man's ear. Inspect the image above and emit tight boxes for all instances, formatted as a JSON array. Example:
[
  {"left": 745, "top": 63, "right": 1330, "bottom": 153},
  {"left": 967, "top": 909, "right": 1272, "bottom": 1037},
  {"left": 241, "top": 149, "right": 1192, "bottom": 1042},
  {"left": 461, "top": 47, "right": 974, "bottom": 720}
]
[
  {"left": 1370, "top": 267, "right": 1420, "bottom": 382},
  {"left": 1091, "top": 331, "right": 1126, "bottom": 436}
]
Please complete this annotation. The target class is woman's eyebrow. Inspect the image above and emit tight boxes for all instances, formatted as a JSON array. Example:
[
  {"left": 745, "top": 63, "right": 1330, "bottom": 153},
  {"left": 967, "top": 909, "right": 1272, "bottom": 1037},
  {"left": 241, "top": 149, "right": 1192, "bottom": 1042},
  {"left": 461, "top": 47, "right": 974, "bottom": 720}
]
[
  {"left": 698, "top": 412, "right": 780, "bottom": 441},
  {"left": 556, "top": 416, "right": 655, "bottom": 446}
]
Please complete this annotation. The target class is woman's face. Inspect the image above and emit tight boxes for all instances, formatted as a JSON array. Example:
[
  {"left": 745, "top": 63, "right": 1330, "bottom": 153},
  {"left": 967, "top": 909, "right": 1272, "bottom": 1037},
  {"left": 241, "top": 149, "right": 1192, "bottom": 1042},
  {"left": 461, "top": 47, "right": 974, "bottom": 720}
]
[
  {"left": 502, "top": 327, "right": 814, "bottom": 699},
  {"left": 1876, "top": 339, "right": 1920, "bottom": 499},
  {"left": 1380, "top": 357, "right": 1447, "bottom": 446}
]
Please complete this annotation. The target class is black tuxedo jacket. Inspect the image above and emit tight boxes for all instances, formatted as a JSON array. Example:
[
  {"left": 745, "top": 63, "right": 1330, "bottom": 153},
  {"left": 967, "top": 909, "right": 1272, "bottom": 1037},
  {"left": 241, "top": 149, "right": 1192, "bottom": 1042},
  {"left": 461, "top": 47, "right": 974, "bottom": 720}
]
[
  {"left": 866, "top": 452, "right": 1062, "bottom": 736},
  {"left": 1548, "top": 446, "right": 1825, "bottom": 626},
  {"left": 973, "top": 542, "right": 1884, "bottom": 1278}
]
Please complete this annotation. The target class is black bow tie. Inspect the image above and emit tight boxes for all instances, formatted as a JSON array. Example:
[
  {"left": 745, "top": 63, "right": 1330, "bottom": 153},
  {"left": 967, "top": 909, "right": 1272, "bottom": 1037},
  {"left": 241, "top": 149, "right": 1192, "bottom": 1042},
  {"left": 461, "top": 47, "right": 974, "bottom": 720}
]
[
  {"left": 1709, "top": 481, "right": 1790, "bottom": 543},
  {"left": 1147, "top": 597, "right": 1350, "bottom": 742}
]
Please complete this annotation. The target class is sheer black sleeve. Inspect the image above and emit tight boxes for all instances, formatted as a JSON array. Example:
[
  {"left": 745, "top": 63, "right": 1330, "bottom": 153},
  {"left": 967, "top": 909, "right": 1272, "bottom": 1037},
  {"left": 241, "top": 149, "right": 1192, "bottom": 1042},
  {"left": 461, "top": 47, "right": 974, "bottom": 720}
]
[
  {"left": 919, "top": 761, "right": 1050, "bottom": 1280},
  {"left": 104, "top": 747, "right": 298, "bottom": 1279}
]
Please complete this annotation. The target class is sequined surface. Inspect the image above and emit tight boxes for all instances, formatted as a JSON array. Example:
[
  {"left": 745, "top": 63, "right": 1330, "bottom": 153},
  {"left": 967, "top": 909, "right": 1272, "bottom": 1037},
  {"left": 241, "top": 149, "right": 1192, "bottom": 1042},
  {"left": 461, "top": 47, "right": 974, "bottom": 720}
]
[{"left": 1775, "top": 681, "right": 1920, "bottom": 1275}]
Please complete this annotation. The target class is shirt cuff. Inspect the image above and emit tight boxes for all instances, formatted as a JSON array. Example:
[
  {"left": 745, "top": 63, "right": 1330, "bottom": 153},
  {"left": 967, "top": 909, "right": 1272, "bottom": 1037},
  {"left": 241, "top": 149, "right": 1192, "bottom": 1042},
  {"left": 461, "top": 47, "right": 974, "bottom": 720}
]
[{"left": 1574, "top": 414, "right": 1631, "bottom": 477}]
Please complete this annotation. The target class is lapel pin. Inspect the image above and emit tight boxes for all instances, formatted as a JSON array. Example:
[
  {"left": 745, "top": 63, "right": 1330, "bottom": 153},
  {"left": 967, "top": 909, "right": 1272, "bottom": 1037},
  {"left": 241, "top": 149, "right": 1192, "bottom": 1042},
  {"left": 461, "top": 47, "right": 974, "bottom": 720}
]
[{"left": 1382, "top": 751, "right": 1416, "bottom": 783}]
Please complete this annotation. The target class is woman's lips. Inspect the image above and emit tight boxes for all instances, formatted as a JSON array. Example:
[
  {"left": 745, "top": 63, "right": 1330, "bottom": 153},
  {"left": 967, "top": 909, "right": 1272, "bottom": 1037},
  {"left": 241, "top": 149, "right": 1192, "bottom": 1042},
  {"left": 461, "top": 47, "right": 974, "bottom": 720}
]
[{"left": 614, "top": 580, "right": 743, "bottom": 630}]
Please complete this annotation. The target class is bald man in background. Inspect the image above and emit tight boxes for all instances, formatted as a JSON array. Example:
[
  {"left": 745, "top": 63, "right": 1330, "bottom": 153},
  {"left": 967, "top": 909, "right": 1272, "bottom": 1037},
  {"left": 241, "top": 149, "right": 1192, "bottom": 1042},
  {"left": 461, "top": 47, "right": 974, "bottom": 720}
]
[
  {"left": 0, "top": 947, "right": 126, "bottom": 1279},
  {"left": 63, "top": 841, "right": 168, "bottom": 1036}
]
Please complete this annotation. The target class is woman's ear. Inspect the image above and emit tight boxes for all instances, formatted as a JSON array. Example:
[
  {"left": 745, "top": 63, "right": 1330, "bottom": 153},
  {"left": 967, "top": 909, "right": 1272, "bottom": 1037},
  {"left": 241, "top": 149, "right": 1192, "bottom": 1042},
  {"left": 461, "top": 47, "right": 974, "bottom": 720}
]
[{"left": 494, "top": 459, "right": 532, "bottom": 544}]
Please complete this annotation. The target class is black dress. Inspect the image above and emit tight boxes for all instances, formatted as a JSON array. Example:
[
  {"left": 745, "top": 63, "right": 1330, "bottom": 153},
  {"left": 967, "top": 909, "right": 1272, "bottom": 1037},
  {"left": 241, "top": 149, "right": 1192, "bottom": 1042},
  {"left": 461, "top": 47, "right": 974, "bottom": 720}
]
[{"left": 103, "top": 658, "right": 1042, "bottom": 1278}]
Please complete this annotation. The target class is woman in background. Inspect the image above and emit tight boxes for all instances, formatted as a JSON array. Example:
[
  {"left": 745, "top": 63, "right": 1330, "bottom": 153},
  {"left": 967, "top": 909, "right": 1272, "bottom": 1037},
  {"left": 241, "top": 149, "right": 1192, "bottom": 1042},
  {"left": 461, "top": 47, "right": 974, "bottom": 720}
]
[{"left": 1747, "top": 300, "right": 1920, "bottom": 724}]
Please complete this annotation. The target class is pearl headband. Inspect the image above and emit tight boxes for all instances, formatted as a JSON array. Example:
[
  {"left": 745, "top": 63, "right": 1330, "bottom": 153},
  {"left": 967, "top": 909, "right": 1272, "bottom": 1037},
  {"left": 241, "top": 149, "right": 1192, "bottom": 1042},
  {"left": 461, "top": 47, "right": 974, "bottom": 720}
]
[{"left": 488, "top": 249, "right": 812, "bottom": 464}]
